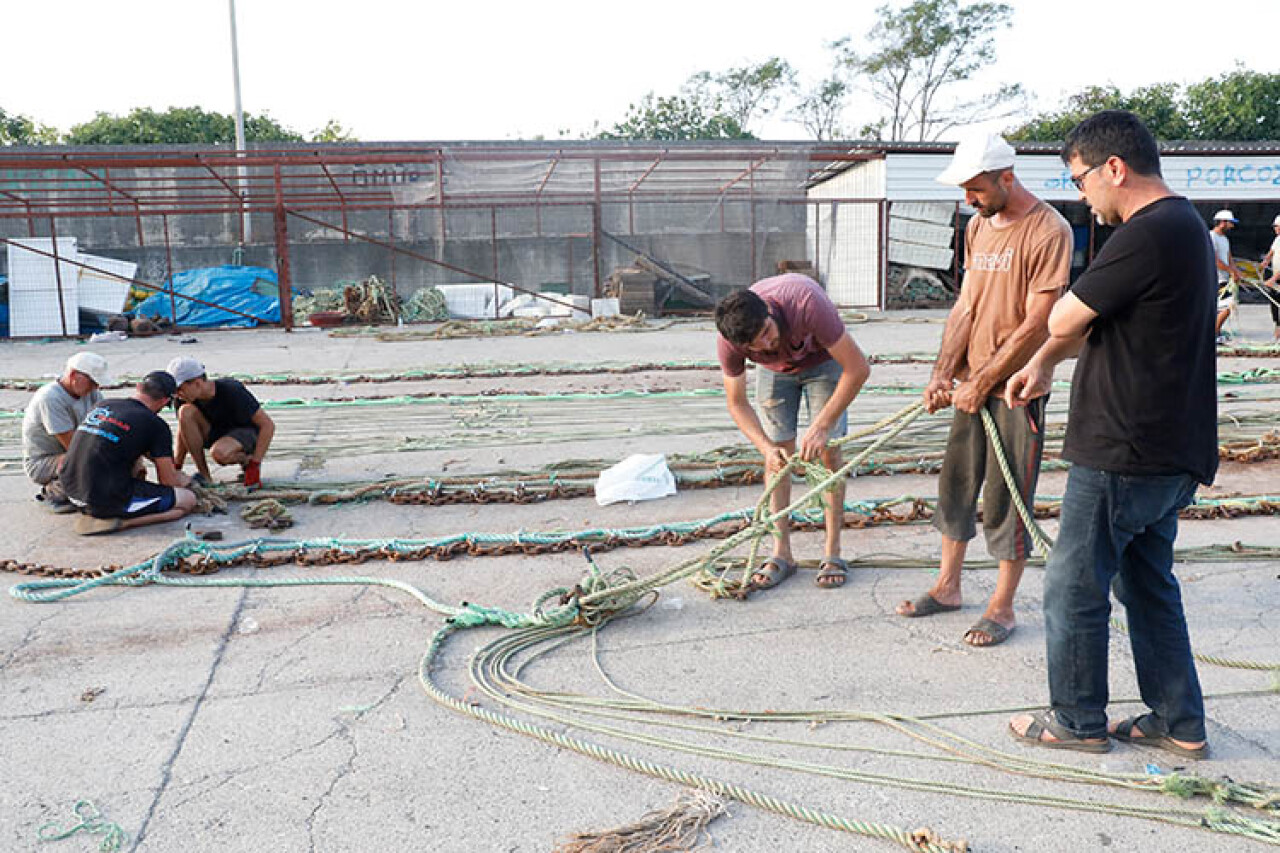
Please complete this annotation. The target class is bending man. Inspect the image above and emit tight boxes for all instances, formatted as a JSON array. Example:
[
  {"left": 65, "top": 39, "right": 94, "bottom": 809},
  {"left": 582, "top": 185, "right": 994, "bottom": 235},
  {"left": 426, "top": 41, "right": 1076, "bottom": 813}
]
[{"left": 715, "top": 273, "right": 870, "bottom": 591}]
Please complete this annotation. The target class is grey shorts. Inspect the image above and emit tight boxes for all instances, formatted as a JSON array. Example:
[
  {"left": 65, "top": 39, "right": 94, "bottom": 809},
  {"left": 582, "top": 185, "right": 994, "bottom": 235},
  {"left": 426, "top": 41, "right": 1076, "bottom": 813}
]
[
  {"left": 755, "top": 359, "right": 848, "bottom": 444},
  {"left": 933, "top": 395, "right": 1047, "bottom": 561},
  {"left": 25, "top": 454, "right": 62, "bottom": 486}
]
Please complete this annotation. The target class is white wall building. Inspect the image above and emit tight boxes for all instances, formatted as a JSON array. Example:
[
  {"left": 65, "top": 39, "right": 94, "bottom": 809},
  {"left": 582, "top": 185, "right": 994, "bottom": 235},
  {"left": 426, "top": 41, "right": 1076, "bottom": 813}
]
[{"left": 808, "top": 142, "right": 1280, "bottom": 308}]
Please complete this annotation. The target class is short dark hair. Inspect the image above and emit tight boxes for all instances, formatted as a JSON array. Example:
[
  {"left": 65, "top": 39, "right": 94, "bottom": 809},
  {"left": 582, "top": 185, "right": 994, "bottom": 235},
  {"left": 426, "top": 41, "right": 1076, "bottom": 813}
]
[
  {"left": 715, "top": 289, "right": 770, "bottom": 346},
  {"left": 1062, "top": 110, "right": 1162, "bottom": 177},
  {"left": 139, "top": 370, "right": 177, "bottom": 400}
]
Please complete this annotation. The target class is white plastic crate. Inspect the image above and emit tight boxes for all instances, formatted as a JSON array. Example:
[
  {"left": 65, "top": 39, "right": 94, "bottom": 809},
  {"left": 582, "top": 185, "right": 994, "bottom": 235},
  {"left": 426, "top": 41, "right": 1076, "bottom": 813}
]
[{"left": 435, "top": 283, "right": 514, "bottom": 319}]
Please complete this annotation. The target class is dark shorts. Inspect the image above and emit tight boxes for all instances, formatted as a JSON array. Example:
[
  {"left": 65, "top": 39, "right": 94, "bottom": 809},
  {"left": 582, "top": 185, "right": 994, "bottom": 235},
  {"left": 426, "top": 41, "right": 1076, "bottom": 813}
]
[
  {"left": 933, "top": 395, "right": 1047, "bottom": 560},
  {"left": 209, "top": 426, "right": 258, "bottom": 454},
  {"left": 82, "top": 479, "right": 176, "bottom": 520}
]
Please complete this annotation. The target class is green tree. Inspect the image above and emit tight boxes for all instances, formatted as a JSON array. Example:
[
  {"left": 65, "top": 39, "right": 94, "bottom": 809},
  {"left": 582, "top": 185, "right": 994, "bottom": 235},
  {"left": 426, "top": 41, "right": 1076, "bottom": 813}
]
[
  {"left": 0, "top": 107, "right": 60, "bottom": 145},
  {"left": 310, "top": 119, "right": 357, "bottom": 143},
  {"left": 686, "top": 57, "right": 796, "bottom": 133},
  {"left": 65, "top": 106, "right": 304, "bottom": 145},
  {"left": 789, "top": 76, "right": 851, "bottom": 140},
  {"left": 1007, "top": 84, "right": 1190, "bottom": 141},
  {"left": 1007, "top": 69, "right": 1280, "bottom": 142},
  {"left": 839, "top": 0, "right": 1023, "bottom": 141},
  {"left": 1183, "top": 67, "right": 1280, "bottom": 141},
  {"left": 596, "top": 93, "right": 753, "bottom": 141}
]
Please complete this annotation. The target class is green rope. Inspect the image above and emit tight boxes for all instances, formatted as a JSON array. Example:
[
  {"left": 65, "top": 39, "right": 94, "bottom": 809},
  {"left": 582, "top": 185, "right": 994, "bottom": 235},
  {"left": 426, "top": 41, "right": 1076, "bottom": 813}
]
[
  {"left": 38, "top": 800, "right": 127, "bottom": 852},
  {"left": 419, "top": 622, "right": 964, "bottom": 853}
]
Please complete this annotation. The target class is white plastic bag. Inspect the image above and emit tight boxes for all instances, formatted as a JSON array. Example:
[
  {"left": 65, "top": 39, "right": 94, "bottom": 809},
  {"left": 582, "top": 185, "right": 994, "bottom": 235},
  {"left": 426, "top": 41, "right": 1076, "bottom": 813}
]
[{"left": 594, "top": 453, "right": 677, "bottom": 506}]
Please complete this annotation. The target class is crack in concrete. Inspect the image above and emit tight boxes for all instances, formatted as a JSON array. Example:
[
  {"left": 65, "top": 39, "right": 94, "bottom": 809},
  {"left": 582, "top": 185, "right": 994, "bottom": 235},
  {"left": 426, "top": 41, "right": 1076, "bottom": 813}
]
[
  {"left": 161, "top": 674, "right": 409, "bottom": 815},
  {"left": 251, "top": 587, "right": 375, "bottom": 692},
  {"left": 0, "top": 609, "right": 60, "bottom": 672},
  {"left": 303, "top": 676, "right": 406, "bottom": 853},
  {"left": 129, "top": 587, "right": 249, "bottom": 852}
]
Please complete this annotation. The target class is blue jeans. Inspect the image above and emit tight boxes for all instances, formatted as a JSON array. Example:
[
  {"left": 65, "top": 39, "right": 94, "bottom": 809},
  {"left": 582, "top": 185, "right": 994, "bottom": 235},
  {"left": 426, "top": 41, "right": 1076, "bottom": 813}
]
[
  {"left": 755, "top": 359, "right": 847, "bottom": 443},
  {"left": 1044, "top": 465, "right": 1205, "bottom": 741}
]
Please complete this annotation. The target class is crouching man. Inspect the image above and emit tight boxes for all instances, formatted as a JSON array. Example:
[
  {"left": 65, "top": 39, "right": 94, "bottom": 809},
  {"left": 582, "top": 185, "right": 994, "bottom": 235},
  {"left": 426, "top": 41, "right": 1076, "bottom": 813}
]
[
  {"left": 61, "top": 371, "right": 196, "bottom": 536},
  {"left": 167, "top": 357, "right": 275, "bottom": 490}
]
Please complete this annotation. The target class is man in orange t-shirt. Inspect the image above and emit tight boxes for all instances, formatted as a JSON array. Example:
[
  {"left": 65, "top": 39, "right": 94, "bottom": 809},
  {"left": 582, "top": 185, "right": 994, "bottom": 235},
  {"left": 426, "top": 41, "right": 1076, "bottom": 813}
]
[{"left": 895, "top": 133, "right": 1072, "bottom": 647}]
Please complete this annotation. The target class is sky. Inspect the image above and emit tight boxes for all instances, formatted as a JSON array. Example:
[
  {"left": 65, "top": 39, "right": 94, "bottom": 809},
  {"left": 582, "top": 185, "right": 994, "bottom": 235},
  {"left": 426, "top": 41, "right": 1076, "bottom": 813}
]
[{"left": 4, "top": 0, "right": 1279, "bottom": 143}]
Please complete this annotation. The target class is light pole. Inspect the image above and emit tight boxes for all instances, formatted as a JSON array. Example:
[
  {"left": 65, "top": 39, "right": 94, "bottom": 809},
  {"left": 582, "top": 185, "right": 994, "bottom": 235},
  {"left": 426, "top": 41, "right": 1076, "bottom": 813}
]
[{"left": 228, "top": 0, "right": 251, "bottom": 244}]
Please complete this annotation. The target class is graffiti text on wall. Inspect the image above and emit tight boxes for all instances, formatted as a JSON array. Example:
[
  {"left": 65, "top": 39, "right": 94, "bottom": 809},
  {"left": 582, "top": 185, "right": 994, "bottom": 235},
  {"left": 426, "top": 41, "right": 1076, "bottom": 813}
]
[
  {"left": 351, "top": 166, "right": 424, "bottom": 187},
  {"left": 1180, "top": 165, "right": 1280, "bottom": 188}
]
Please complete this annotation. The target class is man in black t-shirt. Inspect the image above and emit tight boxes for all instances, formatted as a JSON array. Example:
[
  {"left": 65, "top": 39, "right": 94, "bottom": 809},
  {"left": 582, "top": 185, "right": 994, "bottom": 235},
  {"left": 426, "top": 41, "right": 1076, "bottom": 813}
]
[
  {"left": 61, "top": 371, "right": 197, "bottom": 536},
  {"left": 167, "top": 357, "right": 275, "bottom": 490},
  {"left": 1003, "top": 111, "right": 1214, "bottom": 760}
]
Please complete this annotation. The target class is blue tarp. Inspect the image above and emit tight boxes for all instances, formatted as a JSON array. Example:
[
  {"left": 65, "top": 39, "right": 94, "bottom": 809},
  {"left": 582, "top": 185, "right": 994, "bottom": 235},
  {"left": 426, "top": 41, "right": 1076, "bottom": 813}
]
[
  {"left": 133, "top": 265, "right": 280, "bottom": 328},
  {"left": 0, "top": 274, "right": 8, "bottom": 337}
]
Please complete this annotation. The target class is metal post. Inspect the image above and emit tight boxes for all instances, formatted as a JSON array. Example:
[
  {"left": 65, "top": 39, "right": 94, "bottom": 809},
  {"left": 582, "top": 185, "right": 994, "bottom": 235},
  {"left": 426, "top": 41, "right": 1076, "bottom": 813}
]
[
  {"left": 273, "top": 165, "right": 293, "bottom": 330},
  {"left": 491, "top": 206, "right": 502, "bottom": 318},
  {"left": 813, "top": 201, "right": 821, "bottom": 283},
  {"left": 878, "top": 199, "right": 889, "bottom": 309},
  {"left": 388, "top": 207, "right": 397, "bottom": 293},
  {"left": 48, "top": 218, "right": 70, "bottom": 337},
  {"left": 162, "top": 214, "right": 178, "bottom": 326},
  {"left": 749, "top": 171, "right": 757, "bottom": 282},
  {"left": 228, "top": 0, "right": 252, "bottom": 244},
  {"left": 592, "top": 157, "right": 602, "bottom": 298}
]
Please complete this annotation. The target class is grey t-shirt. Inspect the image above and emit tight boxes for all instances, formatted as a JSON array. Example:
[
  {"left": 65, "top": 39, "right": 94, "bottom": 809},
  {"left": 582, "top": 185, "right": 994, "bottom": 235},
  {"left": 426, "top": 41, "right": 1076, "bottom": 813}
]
[{"left": 22, "top": 380, "right": 103, "bottom": 479}]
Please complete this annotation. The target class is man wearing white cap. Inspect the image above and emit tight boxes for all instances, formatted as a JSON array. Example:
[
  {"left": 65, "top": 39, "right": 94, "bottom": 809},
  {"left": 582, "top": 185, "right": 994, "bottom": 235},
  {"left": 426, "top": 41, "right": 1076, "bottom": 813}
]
[
  {"left": 1259, "top": 214, "right": 1280, "bottom": 339},
  {"left": 895, "top": 133, "right": 1072, "bottom": 648},
  {"left": 166, "top": 357, "right": 274, "bottom": 490},
  {"left": 21, "top": 352, "right": 109, "bottom": 511},
  {"left": 1210, "top": 209, "right": 1240, "bottom": 339}
]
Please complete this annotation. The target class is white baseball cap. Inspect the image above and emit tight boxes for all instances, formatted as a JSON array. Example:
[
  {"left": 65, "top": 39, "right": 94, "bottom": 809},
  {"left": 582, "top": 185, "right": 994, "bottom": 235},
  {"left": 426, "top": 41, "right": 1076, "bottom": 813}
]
[
  {"left": 1213, "top": 209, "right": 1238, "bottom": 223},
  {"left": 66, "top": 352, "right": 110, "bottom": 386},
  {"left": 166, "top": 356, "right": 206, "bottom": 386},
  {"left": 936, "top": 133, "right": 1017, "bottom": 186},
  {"left": 1272, "top": 214, "right": 1280, "bottom": 227}
]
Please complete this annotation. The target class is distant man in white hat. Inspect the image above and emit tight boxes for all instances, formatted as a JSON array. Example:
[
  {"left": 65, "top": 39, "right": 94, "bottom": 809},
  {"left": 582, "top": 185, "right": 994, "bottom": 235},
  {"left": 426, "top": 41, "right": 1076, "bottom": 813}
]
[
  {"left": 895, "top": 133, "right": 1072, "bottom": 648},
  {"left": 21, "top": 352, "right": 109, "bottom": 511},
  {"left": 166, "top": 357, "right": 274, "bottom": 490},
  {"left": 1259, "top": 213, "right": 1280, "bottom": 339},
  {"left": 1210, "top": 209, "right": 1240, "bottom": 339},
  {"left": 60, "top": 370, "right": 197, "bottom": 536}
]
